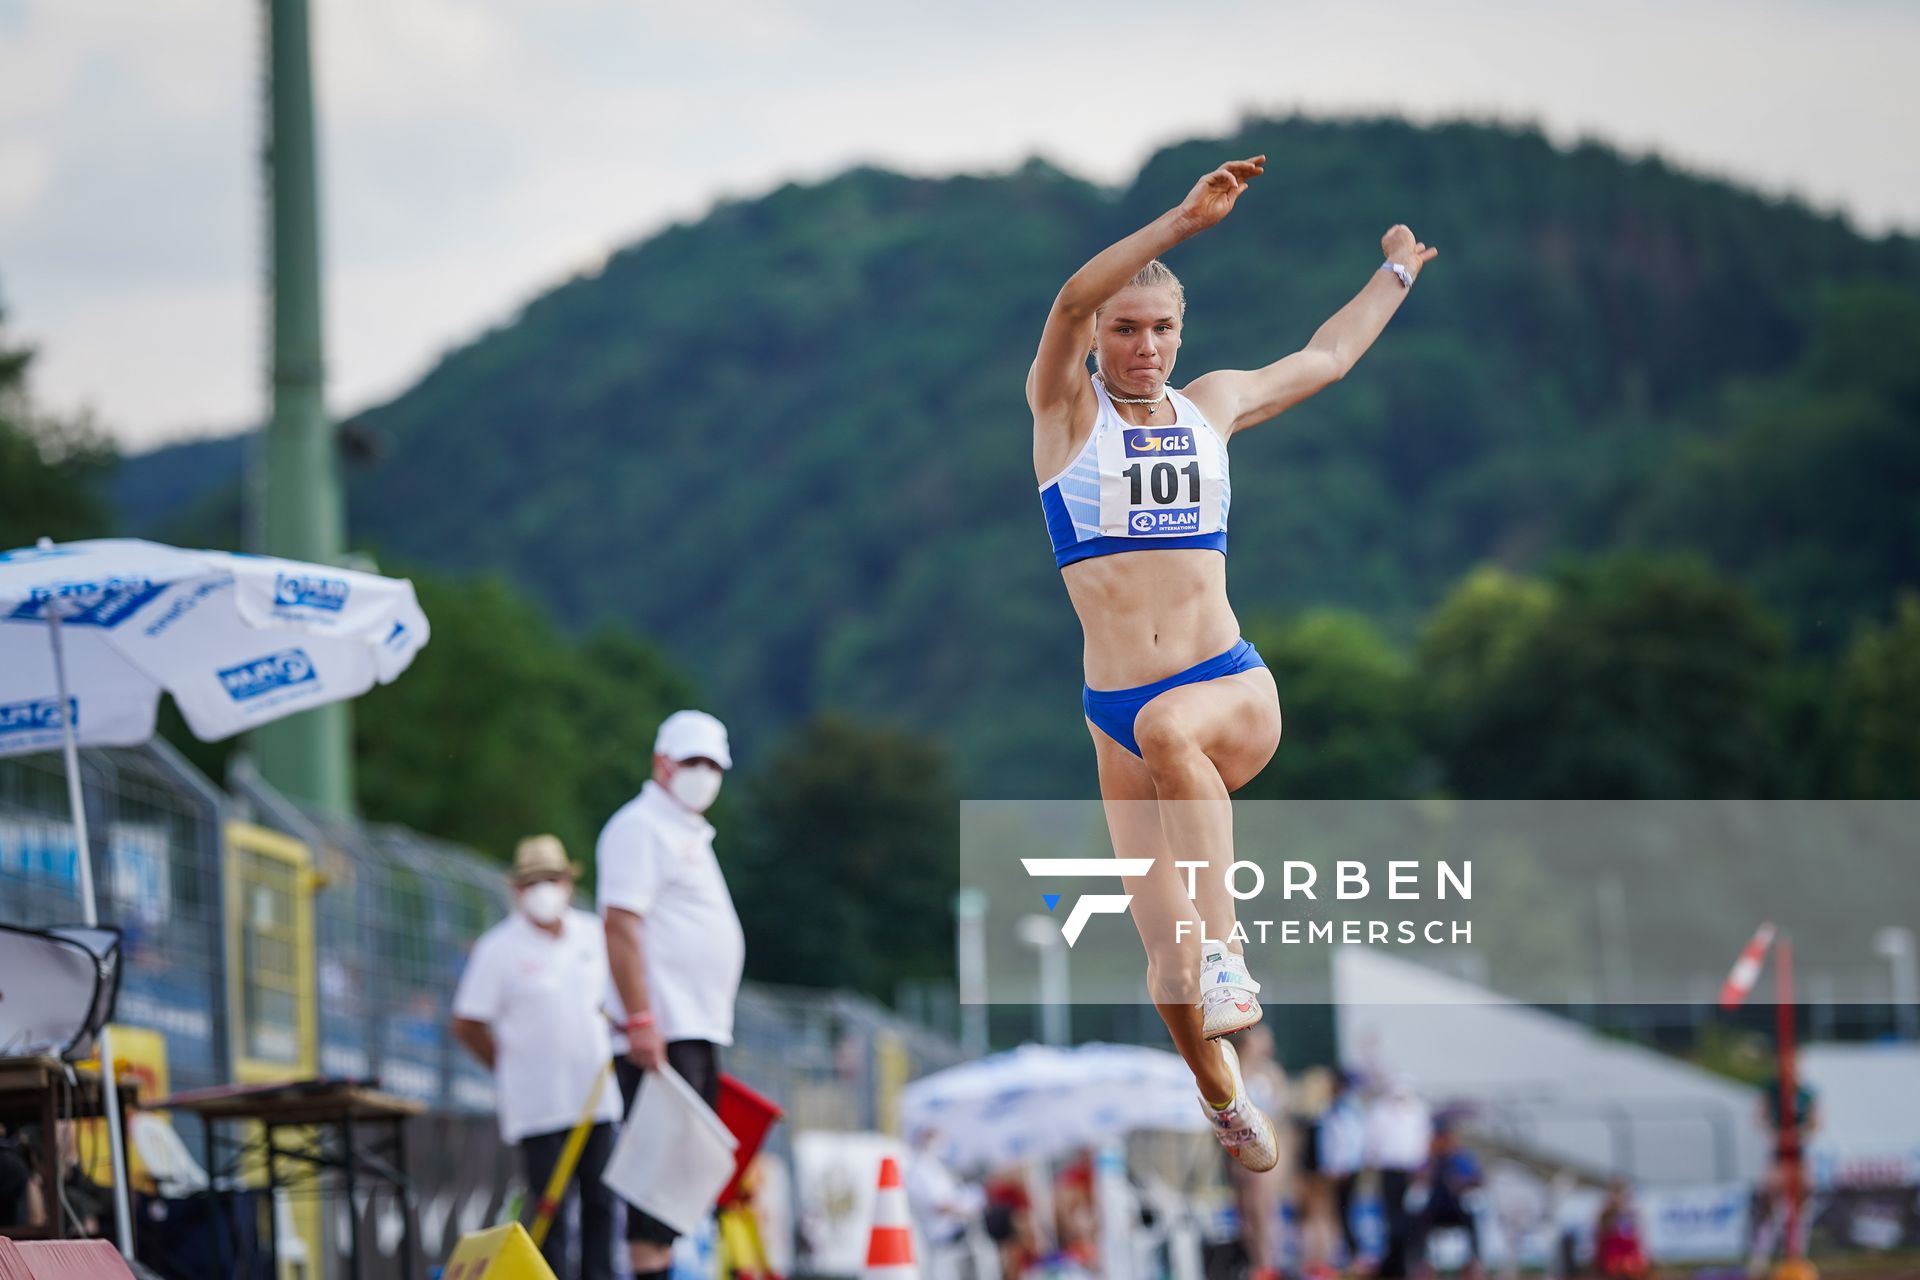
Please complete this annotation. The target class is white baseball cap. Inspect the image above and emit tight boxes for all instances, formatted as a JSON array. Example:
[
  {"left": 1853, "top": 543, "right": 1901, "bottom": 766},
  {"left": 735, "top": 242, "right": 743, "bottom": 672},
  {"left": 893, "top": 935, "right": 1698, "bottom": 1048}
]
[{"left": 653, "top": 709, "right": 732, "bottom": 769}]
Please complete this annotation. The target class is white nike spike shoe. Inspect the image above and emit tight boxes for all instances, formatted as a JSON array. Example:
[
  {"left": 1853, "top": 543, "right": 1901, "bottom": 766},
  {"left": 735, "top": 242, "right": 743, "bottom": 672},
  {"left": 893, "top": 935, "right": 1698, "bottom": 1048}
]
[
  {"left": 1200, "top": 940, "right": 1263, "bottom": 1040},
  {"left": 1202, "top": 1038, "right": 1279, "bottom": 1172}
]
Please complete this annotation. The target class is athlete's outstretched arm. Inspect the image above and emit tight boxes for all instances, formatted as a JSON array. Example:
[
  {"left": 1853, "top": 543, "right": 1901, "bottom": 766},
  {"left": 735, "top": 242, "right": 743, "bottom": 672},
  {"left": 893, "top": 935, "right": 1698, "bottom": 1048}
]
[
  {"left": 1189, "top": 224, "right": 1439, "bottom": 436},
  {"left": 1027, "top": 157, "right": 1266, "bottom": 429}
]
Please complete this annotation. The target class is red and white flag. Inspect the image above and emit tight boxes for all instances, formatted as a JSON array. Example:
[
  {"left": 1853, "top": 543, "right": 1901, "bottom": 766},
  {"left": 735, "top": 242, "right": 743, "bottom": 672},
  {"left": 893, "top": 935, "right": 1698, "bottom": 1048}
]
[{"left": 1719, "top": 922, "right": 1777, "bottom": 1009}]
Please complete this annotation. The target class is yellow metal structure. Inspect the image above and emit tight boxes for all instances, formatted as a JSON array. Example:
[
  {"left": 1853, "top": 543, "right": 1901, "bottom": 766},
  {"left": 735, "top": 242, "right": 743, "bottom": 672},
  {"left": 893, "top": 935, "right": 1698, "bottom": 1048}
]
[
  {"left": 225, "top": 821, "right": 318, "bottom": 1081},
  {"left": 875, "top": 1029, "right": 908, "bottom": 1137},
  {"left": 717, "top": 1200, "right": 772, "bottom": 1278},
  {"left": 224, "top": 820, "right": 322, "bottom": 1280},
  {"left": 442, "top": 1223, "right": 559, "bottom": 1280}
]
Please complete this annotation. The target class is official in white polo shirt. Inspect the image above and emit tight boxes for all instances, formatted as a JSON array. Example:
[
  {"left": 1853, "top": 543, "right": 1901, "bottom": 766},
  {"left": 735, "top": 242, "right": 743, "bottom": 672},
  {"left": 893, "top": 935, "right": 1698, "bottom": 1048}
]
[
  {"left": 597, "top": 709, "right": 744, "bottom": 1280},
  {"left": 452, "top": 835, "right": 621, "bottom": 1280}
]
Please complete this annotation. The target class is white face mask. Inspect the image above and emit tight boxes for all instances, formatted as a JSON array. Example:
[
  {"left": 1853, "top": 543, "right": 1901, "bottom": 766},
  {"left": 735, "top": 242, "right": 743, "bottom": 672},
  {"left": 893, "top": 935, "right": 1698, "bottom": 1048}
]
[
  {"left": 520, "top": 880, "right": 569, "bottom": 926},
  {"left": 667, "top": 762, "right": 723, "bottom": 813}
]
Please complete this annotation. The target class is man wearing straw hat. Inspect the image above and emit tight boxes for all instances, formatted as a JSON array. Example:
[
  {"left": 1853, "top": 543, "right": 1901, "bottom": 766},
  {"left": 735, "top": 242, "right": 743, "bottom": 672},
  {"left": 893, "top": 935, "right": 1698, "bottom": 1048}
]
[
  {"left": 597, "top": 708, "right": 744, "bottom": 1280},
  {"left": 452, "top": 835, "right": 622, "bottom": 1280}
]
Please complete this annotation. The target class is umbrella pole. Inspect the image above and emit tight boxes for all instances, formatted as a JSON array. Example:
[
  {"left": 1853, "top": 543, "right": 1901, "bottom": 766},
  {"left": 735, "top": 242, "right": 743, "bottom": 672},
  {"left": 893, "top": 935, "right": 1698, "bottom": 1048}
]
[{"left": 47, "top": 608, "right": 137, "bottom": 1258}]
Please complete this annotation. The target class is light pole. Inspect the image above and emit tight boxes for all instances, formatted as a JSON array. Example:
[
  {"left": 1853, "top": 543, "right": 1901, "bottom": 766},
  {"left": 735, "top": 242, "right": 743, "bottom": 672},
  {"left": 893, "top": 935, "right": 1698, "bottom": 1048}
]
[
  {"left": 956, "top": 888, "right": 989, "bottom": 1056},
  {"left": 1017, "top": 914, "right": 1070, "bottom": 1046},
  {"left": 1872, "top": 926, "right": 1918, "bottom": 1040},
  {"left": 257, "top": 0, "right": 351, "bottom": 815}
]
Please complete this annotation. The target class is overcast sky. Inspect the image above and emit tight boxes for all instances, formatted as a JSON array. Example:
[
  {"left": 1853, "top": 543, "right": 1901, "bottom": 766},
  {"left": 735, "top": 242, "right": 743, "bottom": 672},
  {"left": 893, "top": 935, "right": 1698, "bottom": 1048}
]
[{"left": 2, "top": 0, "right": 1915, "bottom": 450}]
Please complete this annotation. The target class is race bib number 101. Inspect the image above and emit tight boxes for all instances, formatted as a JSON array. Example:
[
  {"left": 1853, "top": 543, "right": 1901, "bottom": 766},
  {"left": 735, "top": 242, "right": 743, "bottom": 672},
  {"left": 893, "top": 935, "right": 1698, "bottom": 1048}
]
[{"left": 1099, "top": 423, "right": 1223, "bottom": 538}]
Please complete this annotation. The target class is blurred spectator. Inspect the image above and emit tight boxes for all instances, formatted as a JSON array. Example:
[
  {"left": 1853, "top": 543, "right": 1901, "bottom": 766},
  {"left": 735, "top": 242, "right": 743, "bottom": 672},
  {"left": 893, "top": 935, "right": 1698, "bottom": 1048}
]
[
  {"left": 1367, "top": 1076, "right": 1433, "bottom": 1279},
  {"left": 1748, "top": 1069, "right": 1819, "bottom": 1272},
  {"left": 452, "top": 835, "right": 620, "bottom": 1280},
  {"left": 55, "top": 1122, "right": 110, "bottom": 1236},
  {"left": 0, "top": 1123, "right": 40, "bottom": 1227},
  {"left": 1292, "top": 1067, "right": 1338, "bottom": 1278},
  {"left": 983, "top": 1170, "right": 1039, "bottom": 1278},
  {"left": 1054, "top": 1154, "right": 1099, "bottom": 1272},
  {"left": 1228, "top": 1027, "right": 1289, "bottom": 1280},
  {"left": 905, "top": 1125, "right": 985, "bottom": 1254},
  {"left": 1412, "top": 1123, "right": 1483, "bottom": 1280},
  {"left": 1593, "top": 1181, "right": 1649, "bottom": 1280},
  {"left": 1320, "top": 1069, "right": 1369, "bottom": 1272}
]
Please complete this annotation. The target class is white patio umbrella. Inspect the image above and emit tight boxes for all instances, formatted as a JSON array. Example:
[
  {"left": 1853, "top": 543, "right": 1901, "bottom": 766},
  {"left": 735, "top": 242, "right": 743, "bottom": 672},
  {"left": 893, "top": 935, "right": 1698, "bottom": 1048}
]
[
  {"left": 900, "top": 1041, "right": 1207, "bottom": 1175},
  {"left": 0, "top": 536, "right": 431, "bottom": 1256}
]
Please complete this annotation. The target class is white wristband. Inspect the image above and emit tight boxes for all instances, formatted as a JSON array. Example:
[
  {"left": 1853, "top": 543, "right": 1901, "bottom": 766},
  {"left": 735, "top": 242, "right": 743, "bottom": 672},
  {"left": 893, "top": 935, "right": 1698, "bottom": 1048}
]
[{"left": 1381, "top": 260, "right": 1413, "bottom": 288}]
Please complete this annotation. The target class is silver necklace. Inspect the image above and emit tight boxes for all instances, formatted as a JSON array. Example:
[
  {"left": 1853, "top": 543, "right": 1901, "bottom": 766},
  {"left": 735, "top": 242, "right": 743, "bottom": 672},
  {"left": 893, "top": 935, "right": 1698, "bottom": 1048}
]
[{"left": 1096, "top": 372, "right": 1167, "bottom": 416}]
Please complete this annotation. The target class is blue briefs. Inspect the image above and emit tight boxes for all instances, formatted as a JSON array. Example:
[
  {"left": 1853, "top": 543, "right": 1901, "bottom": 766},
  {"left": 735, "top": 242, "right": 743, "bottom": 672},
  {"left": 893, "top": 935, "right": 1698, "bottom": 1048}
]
[{"left": 1082, "top": 638, "right": 1267, "bottom": 758}]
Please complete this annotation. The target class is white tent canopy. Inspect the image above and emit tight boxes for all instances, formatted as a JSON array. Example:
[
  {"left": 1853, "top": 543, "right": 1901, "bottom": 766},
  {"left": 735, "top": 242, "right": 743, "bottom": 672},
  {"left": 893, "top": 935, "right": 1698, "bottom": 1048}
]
[{"left": 902, "top": 1042, "right": 1205, "bottom": 1175}]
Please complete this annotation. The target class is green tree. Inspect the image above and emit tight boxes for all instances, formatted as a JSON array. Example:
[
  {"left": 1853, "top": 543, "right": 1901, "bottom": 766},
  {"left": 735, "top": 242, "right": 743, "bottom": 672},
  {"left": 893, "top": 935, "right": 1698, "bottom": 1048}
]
[
  {"left": 1417, "top": 567, "right": 1557, "bottom": 771},
  {"left": 561, "top": 628, "right": 705, "bottom": 846},
  {"left": 1829, "top": 595, "right": 1920, "bottom": 798},
  {"left": 1618, "top": 285, "right": 1920, "bottom": 642},
  {"left": 1239, "top": 610, "right": 1423, "bottom": 798},
  {"left": 110, "top": 120, "right": 1920, "bottom": 798},
  {"left": 729, "top": 715, "right": 958, "bottom": 1000},
  {"left": 0, "top": 307, "right": 116, "bottom": 548},
  {"left": 1424, "top": 556, "right": 1789, "bottom": 798},
  {"left": 348, "top": 573, "right": 696, "bottom": 864}
]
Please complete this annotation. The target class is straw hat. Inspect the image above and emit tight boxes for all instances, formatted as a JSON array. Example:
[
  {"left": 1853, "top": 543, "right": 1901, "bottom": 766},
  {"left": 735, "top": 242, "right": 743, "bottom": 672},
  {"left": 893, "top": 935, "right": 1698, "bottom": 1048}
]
[{"left": 510, "top": 834, "right": 579, "bottom": 886}]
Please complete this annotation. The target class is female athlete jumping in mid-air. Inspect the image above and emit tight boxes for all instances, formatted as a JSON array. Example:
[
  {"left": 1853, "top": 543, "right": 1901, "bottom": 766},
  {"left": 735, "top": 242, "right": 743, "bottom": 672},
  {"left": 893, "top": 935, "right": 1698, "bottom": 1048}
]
[{"left": 1028, "top": 154, "right": 1435, "bottom": 1170}]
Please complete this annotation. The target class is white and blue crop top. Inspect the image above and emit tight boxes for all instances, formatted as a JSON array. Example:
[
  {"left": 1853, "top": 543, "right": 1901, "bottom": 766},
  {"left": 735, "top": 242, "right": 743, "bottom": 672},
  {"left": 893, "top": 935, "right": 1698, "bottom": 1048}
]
[{"left": 1039, "top": 377, "right": 1232, "bottom": 568}]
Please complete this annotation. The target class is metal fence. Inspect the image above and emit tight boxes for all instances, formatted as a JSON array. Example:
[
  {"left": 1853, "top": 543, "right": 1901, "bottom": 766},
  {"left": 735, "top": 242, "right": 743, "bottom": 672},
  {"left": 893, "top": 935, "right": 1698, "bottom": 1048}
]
[
  {"left": 2, "top": 743, "right": 965, "bottom": 1158},
  {"left": 0, "top": 742, "right": 229, "bottom": 1126}
]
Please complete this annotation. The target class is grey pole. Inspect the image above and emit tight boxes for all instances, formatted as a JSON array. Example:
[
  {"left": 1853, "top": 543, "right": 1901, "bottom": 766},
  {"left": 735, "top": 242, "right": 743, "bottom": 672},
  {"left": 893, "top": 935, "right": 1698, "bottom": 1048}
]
[
  {"left": 955, "top": 888, "right": 989, "bottom": 1056},
  {"left": 1874, "top": 927, "right": 1918, "bottom": 1039},
  {"left": 46, "top": 600, "right": 136, "bottom": 1258},
  {"left": 1018, "top": 914, "right": 1071, "bottom": 1046},
  {"left": 256, "top": 0, "right": 351, "bottom": 816}
]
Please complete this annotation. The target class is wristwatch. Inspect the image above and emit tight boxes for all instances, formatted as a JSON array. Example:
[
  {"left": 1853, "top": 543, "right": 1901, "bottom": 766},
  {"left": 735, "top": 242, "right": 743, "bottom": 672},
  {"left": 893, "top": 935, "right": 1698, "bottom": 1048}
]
[{"left": 1381, "top": 260, "right": 1414, "bottom": 288}]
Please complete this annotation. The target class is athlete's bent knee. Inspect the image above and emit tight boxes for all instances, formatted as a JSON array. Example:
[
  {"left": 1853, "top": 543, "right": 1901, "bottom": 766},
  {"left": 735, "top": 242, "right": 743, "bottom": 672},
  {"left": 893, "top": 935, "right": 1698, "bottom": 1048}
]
[{"left": 1134, "top": 711, "right": 1204, "bottom": 774}]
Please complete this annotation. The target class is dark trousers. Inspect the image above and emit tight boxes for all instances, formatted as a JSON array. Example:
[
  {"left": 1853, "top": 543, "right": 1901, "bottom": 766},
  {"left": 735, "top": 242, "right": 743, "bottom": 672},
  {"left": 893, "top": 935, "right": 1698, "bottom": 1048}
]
[
  {"left": 1377, "top": 1168, "right": 1415, "bottom": 1279},
  {"left": 614, "top": 1041, "right": 721, "bottom": 1246},
  {"left": 1412, "top": 1187, "right": 1480, "bottom": 1267},
  {"left": 519, "top": 1121, "right": 617, "bottom": 1280},
  {"left": 1335, "top": 1173, "right": 1360, "bottom": 1260}
]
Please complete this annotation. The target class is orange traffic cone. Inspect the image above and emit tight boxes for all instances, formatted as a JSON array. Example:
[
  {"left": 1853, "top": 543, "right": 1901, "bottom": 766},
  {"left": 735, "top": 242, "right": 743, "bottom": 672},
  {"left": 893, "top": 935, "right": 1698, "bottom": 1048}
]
[{"left": 863, "top": 1155, "right": 917, "bottom": 1278}]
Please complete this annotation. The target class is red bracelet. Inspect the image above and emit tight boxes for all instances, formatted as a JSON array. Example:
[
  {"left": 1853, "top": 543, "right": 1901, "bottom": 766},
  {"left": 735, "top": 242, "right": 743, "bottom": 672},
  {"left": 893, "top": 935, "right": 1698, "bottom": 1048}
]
[{"left": 625, "top": 1012, "right": 654, "bottom": 1031}]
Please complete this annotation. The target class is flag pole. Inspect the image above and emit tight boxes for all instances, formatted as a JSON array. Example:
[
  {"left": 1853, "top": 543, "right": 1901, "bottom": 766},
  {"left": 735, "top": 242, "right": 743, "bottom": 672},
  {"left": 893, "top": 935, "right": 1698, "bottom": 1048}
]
[{"left": 1776, "top": 935, "right": 1804, "bottom": 1267}]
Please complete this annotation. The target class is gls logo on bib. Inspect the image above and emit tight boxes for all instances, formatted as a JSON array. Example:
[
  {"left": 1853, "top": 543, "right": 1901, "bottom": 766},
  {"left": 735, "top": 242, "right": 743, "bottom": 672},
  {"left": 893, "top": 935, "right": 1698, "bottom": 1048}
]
[{"left": 1123, "top": 427, "right": 1195, "bottom": 458}]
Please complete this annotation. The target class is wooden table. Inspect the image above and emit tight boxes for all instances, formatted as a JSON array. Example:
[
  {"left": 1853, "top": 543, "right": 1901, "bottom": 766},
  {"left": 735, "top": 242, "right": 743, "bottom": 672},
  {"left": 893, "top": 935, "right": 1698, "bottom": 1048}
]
[
  {"left": 0, "top": 1055, "right": 136, "bottom": 1241},
  {"left": 157, "top": 1078, "right": 426, "bottom": 1280}
]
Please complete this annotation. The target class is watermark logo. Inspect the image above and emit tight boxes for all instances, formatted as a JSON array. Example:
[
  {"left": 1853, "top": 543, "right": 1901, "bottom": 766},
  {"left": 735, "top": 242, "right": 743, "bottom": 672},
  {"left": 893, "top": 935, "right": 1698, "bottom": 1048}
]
[
  {"left": 1020, "top": 858, "right": 1153, "bottom": 946},
  {"left": 0, "top": 698, "right": 76, "bottom": 736},
  {"left": 218, "top": 649, "right": 317, "bottom": 702},
  {"left": 1128, "top": 507, "right": 1200, "bottom": 535},
  {"left": 273, "top": 572, "right": 349, "bottom": 612},
  {"left": 1123, "top": 427, "right": 1194, "bottom": 457}
]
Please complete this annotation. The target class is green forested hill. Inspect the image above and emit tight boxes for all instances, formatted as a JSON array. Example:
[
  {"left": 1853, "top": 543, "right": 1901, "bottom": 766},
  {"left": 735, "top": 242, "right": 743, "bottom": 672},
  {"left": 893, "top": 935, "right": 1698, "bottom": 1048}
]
[{"left": 115, "top": 116, "right": 1920, "bottom": 796}]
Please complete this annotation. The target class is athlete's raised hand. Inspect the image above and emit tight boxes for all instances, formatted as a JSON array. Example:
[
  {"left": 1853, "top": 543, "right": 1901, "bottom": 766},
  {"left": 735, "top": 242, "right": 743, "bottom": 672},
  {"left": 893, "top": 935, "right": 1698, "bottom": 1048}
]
[
  {"left": 1382, "top": 224, "right": 1439, "bottom": 281},
  {"left": 1175, "top": 156, "right": 1265, "bottom": 234}
]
